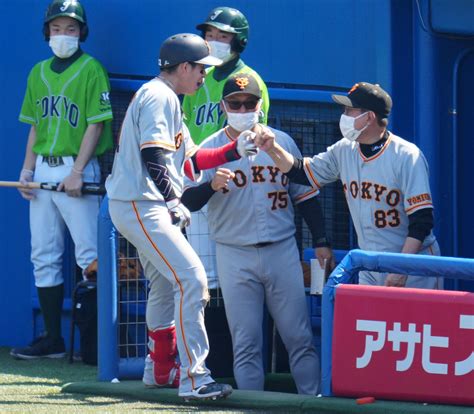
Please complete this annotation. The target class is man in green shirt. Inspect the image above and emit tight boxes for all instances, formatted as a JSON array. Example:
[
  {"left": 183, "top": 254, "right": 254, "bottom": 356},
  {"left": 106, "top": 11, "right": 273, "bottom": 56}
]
[
  {"left": 11, "top": 0, "right": 113, "bottom": 360},
  {"left": 183, "top": 6, "right": 269, "bottom": 145},
  {"left": 182, "top": 6, "right": 270, "bottom": 290}
]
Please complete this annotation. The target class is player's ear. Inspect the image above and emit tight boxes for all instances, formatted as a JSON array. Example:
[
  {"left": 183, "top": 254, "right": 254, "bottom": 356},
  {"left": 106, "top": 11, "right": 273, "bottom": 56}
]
[
  {"left": 367, "top": 111, "right": 375, "bottom": 125},
  {"left": 183, "top": 62, "right": 195, "bottom": 74},
  {"left": 177, "top": 62, "right": 188, "bottom": 75},
  {"left": 220, "top": 100, "right": 227, "bottom": 114}
]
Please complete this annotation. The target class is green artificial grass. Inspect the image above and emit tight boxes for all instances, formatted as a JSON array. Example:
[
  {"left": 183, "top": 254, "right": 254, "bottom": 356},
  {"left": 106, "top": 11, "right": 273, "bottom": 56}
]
[
  {"left": 1, "top": 347, "right": 472, "bottom": 413},
  {"left": 62, "top": 379, "right": 474, "bottom": 414},
  {"left": 0, "top": 347, "right": 263, "bottom": 413}
]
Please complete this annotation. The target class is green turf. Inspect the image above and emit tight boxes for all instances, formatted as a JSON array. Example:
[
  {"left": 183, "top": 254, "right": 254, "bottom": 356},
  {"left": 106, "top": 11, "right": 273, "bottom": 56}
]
[
  {"left": 1, "top": 347, "right": 472, "bottom": 413},
  {"left": 62, "top": 379, "right": 474, "bottom": 414},
  {"left": 0, "top": 347, "right": 263, "bottom": 413}
]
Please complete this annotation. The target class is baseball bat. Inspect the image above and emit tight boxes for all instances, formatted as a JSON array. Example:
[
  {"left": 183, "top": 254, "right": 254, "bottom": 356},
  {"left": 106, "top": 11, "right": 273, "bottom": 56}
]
[{"left": 0, "top": 181, "right": 106, "bottom": 195}]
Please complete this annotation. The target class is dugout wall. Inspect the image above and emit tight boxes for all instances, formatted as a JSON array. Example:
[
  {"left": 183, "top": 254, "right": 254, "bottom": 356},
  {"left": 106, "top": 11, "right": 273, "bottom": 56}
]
[{"left": 1, "top": 0, "right": 473, "bottom": 349}]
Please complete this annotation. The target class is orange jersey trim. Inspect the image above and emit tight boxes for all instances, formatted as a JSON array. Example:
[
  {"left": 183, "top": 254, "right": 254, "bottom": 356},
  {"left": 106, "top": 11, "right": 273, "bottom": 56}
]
[
  {"left": 140, "top": 141, "right": 177, "bottom": 151},
  {"left": 406, "top": 202, "right": 433, "bottom": 214},
  {"left": 358, "top": 134, "right": 393, "bottom": 163},
  {"left": 294, "top": 187, "right": 319, "bottom": 204},
  {"left": 131, "top": 201, "right": 195, "bottom": 389},
  {"left": 185, "top": 146, "right": 199, "bottom": 159},
  {"left": 224, "top": 127, "right": 236, "bottom": 142},
  {"left": 303, "top": 158, "right": 322, "bottom": 189}
]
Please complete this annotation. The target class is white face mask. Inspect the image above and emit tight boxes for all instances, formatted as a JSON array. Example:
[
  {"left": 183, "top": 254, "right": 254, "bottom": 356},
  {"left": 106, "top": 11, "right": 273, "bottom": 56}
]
[
  {"left": 208, "top": 41, "right": 233, "bottom": 63},
  {"left": 339, "top": 112, "right": 369, "bottom": 141},
  {"left": 224, "top": 103, "right": 260, "bottom": 132},
  {"left": 49, "top": 35, "right": 79, "bottom": 59}
]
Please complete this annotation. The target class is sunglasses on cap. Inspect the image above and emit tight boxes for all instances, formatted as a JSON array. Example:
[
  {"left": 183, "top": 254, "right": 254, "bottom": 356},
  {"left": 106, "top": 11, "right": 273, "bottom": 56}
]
[{"left": 224, "top": 99, "right": 260, "bottom": 110}]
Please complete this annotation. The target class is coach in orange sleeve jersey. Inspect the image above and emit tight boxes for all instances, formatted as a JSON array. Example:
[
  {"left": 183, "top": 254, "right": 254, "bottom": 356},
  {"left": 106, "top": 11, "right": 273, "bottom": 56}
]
[{"left": 256, "top": 82, "right": 442, "bottom": 289}]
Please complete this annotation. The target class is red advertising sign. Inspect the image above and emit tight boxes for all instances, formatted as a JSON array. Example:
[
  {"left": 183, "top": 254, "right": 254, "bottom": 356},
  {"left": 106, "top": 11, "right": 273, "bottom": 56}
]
[{"left": 332, "top": 285, "right": 474, "bottom": 405}]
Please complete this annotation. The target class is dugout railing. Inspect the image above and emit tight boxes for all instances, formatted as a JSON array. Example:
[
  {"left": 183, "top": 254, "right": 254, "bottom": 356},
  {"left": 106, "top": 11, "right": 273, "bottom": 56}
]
[
  {"left": 321, "top": 249, "right": 474, "bottom": 404},
  {"left": 96, "top": 79, "right": 356, "bottom": 380}
]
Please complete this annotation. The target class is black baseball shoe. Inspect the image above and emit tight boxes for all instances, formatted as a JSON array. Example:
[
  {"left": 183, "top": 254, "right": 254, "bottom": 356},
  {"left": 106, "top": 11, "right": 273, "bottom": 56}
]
[
  {"left": 179, "top": 382, "right": 233, "bottom": 401},
  {"left": 10, "top": 335, "right": 66, "bottom": 360}
]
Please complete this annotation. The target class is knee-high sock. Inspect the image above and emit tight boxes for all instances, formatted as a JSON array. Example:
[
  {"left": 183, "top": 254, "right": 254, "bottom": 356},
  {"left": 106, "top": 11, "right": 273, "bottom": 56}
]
[{"left": 37, "top": 284, "right": 64, "bottom": 339}]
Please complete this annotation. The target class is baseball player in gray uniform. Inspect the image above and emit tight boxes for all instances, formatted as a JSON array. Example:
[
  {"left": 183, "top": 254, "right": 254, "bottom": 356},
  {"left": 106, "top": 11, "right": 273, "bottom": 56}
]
[
  {"left": 106, "top": 34, "right": 257, "bottom": 400},
  {"left": 182, "top": 73, "right": 333, "bottom": 394},
  {"left": 255, "top": 82, "right": 441, "bottom": 289}
]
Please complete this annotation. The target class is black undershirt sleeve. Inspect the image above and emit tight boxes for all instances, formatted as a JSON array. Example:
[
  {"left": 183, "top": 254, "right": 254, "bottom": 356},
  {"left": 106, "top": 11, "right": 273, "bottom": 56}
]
[
  {"left": 181, "top": 182, "right": 216, "bottom": 212},
  {"left": 141, "top": 147, "right": 177, "bottom": 202},
  {"left": 408, "top": 208, "right": 434, "bottom": 242},
  {"left": 298, "top": 197, "right": 330, "bottom": 248},
  {"left": 285, "top": 157, "right": 311, "bottom": 186}
]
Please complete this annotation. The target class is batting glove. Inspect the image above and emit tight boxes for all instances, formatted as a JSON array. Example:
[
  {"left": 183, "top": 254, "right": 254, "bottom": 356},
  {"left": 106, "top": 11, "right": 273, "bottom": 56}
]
[
  {"left": 236, "top": 130, "right": 258, "bottom": 157},
  {"left": 166, "top": 198, "right": 191, "bottom": 229}
]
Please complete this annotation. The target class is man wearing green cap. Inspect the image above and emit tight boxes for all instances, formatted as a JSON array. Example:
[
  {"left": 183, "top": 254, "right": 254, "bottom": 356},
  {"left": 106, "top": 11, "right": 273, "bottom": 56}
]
[
  {"left": 182, "top": 7, "right": 271, "bottom": 291},
  {"left": 12, "top": 0, "right": 113, "bottom": 360}
]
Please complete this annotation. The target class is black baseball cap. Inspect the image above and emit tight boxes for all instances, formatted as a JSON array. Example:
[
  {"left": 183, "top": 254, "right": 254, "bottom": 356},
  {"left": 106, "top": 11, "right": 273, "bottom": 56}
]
[
  {"left": 332, "top": 82, "right": 392, "bottom": 119},
  {"left": 222, "top": 73, "right": 262, "bottom": 99}
]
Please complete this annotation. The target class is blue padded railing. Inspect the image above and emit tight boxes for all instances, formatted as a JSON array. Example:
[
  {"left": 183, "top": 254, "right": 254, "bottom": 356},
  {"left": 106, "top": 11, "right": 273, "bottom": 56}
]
[{"left": 321, "top": 249, "right": 474, "bottom": 396}]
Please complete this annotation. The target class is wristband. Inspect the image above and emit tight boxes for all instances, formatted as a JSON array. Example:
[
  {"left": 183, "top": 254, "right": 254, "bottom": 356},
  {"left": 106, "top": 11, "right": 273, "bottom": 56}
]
[
  {"left": 21, "top": 168, "right": 34, "bottom": 176},
  {"left": 72, "top": 167, "right": 84, "bottom": 175}
]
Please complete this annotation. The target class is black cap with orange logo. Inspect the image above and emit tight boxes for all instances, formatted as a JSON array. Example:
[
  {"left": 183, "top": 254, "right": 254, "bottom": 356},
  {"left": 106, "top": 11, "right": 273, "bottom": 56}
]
[
  {"left": 223, "top": 73, "right": 262, "bottom": 99},
  {"left": 332, "top": 82, "right": 392, "bottom": 119}
]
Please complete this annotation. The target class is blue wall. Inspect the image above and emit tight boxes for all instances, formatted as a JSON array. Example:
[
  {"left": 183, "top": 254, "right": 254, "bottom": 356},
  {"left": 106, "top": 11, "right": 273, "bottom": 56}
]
[
  {"left": 0, "top": 0, "right": 473, "bottom": 346},
  {"left": 87, "top": 0, "right": 393, "bottom": 87}
]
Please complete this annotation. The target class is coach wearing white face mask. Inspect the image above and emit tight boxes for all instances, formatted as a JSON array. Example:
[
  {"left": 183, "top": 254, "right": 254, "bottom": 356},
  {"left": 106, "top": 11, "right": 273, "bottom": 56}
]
[
  {"left": 182, "top": 7, "right": 271, "bottom": 296},
  {"left": 255, "top": 82, "right": 442, "bottom": 290},
  {"left": 182, "top": 72, "right": 333, "bottom": 395}
]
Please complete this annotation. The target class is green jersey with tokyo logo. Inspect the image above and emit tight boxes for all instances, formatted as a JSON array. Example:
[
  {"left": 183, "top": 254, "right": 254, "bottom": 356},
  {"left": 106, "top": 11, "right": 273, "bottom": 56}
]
[
  {"left": 19, "top": 53, "right": 113, "bottom": 156},
  {"left": 182, "top": 64, "right": 269, "bottom": 144}
]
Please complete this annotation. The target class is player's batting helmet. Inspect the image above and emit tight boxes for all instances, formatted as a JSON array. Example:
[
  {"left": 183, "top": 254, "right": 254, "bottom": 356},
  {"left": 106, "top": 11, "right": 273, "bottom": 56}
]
[
  {"left": 43, "top": 0, "right": 89, "bottom": 42},
  {"left": 196, "top": 7, "right": 249, "bottom": 53},
  {"left": 159, "top": 33, "right": 222, "bottom": 69}
]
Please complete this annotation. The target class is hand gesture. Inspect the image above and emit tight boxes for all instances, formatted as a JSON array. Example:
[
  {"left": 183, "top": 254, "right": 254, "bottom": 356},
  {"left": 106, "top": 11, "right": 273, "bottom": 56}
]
[
  {"left": 236, "top": 130, "right": 258, "bottom": 157},
  {"left": 254, "top": 125, "right": 276, "bottom": 152},
  {"left": 211, "top": 168, "right": 235, "bottom": 191}
]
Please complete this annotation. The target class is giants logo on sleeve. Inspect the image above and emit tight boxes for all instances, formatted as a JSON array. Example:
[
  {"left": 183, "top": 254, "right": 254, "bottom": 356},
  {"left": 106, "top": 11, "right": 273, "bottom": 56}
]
[{"left": 174, "top": 131, "right": 183, "bottom": 149}]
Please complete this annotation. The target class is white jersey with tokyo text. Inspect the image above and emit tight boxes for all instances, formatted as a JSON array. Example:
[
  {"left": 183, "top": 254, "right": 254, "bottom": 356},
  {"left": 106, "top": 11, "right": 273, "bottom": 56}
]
[
  {"left": 303, "top": 132, "right": 436, "bottom": 252},
  {"left": 185, "top": 127, "right": 319, "bottom": 246},
  {"left": 106, "top": 78, "right": 197, "bottom": 201}
]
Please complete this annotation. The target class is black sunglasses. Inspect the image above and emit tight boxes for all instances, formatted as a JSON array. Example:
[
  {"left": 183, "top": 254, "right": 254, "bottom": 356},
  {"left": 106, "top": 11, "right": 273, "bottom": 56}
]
[{"left": 225, "top": 99, "right": 259, "bottom": 110}]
